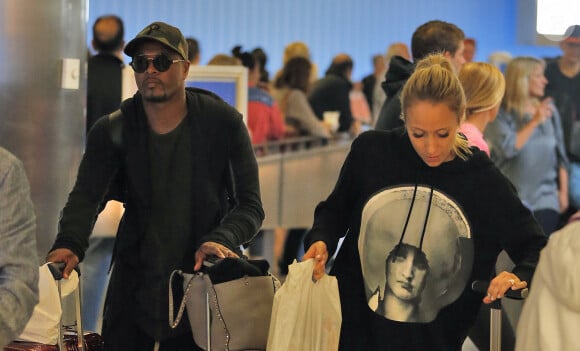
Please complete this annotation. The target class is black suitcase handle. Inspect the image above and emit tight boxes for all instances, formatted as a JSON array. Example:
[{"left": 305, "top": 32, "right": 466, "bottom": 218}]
[{"left": 47, "top": 262, "right": 81, "bottom": 280}]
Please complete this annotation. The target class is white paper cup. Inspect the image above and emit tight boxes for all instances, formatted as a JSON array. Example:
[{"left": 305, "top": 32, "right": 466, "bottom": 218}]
[{"left": 323, "top": 111, "right": 340, "bottom": 132}]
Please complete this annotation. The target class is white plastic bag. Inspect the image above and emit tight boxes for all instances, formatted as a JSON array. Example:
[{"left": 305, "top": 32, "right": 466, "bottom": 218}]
[
  {"left": 267, "top": 259, "right": 342, "bottom": 351},
  {"left": 16, "top": 263, "right": 79, "bottom": 344}
]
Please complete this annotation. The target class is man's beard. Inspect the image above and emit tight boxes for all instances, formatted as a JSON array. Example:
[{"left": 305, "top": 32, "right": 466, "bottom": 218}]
[{"left": 143, "top": 93, "right": 168, "bottom": 103}]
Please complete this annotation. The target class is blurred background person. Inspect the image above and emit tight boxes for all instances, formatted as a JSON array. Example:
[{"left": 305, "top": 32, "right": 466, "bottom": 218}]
[
  {"left": 232, "top": 46, "right": 284, "bottom": 145},
  {"left": 458, "top": 62, "right": 506, "bottom": 156},
  {"left": 272, "top": 56, "right": 331, "bottom": 275},
  {"left": 308, "top": 53, "right": 359, "bottom": 135},
  {"left": 274, "top": 41, "right": 318, "bottom": 84},
  {"left": 362, "top": 43, "right": 411, "bottom": 126},
  {"left": 0, "top": 146, "right": 38, "bottom": 347},
  {"left": 375, "top": 20, "right": 465, "bottom": 131},
  {"left": 485, "top": 57, "right": 569, "bottom": 236},
  {"left": 463, "top": 38, "right": 477, "bottom": 63},
  {"left": 272, "top": 56, "right": 331, "bottom": 139},
  {"left": 252, "top": 47, "right": 270, "bottom": 88},
  {"left": 544, "top": 25, "right": 580, "bottom": 217},
  {"left": 87, "top": 15, "right": 126, "bottom": 134},
  {"left": 361, "top": 54, "right": 387, "bottom": 126},
  {"left": 207, "top": 53, "right": 241, "bottom": 66},
  {"left": 186, "top": 37, "right": 200, "bottom": 65}
]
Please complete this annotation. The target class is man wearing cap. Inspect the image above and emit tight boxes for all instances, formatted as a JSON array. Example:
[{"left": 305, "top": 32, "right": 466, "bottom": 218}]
[
  {"left": 545, "top": 25, "right": 580, "bottom": 213},
  {"left": 46, "top": 21, "right": 264, "bottom": 350}
]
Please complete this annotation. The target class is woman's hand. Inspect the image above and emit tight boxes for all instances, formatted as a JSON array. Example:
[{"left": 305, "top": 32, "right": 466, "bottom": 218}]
[
  {"left": 532, "top": 97, "right": 553, "bottom": 125},
  {"left": 303, "top": 241, "right": 328, "bottom": 281},
  {"left": 482, "top": 271, "right": 527, "bottom": 304}
]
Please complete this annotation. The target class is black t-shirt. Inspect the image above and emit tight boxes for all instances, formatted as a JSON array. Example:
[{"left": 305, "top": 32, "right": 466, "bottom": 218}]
[{"left": 136, "top": 115, "right": 193, "bottom": 339}]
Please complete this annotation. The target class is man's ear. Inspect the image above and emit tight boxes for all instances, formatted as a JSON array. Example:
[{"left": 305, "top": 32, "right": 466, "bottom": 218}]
[
  {"left": 181, "top": 61, "right": 191, "bottom": 80},
  {"left": 443, "top": 51, "right": 452, "bottom": 60}
]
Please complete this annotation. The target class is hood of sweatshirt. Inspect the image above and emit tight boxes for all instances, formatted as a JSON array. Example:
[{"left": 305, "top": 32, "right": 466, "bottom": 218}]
[{"left": 381, "top": 56, "right": 415, "bottom": 97}]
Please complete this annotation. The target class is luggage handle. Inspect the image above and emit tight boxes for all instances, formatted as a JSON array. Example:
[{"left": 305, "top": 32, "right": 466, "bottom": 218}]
[
  {"left": 471, "top": 280, "right": 528, "bottom": 300},
  {"left": 471, "top": 280, "right": 528, "bottom": 351},
  {"left": 48, "top": 262, "right": 85, "bottom": 351}
]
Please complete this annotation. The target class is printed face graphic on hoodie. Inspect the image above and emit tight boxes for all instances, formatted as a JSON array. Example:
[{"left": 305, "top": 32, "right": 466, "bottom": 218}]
[{"left": 360, "top": 185, "right": 473, "bottom": 323}]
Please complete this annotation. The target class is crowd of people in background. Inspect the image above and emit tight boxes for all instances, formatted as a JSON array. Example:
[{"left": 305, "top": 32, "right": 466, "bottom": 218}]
[{"left": 2, "top": 13, "right": 580, "bottom": 350}]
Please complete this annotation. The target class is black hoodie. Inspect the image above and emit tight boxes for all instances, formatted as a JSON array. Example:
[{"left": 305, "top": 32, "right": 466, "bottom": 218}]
[
  {"left": 374, "top": 56, "right": 415, "bottom": 131},
  {"left": 304, "top": 129, "right": 546, "bottom": 350}
]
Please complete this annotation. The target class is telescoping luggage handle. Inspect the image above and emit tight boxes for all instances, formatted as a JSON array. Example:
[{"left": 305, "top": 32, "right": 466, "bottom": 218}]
[
  {"left": 471, "top": 280, "right": 528, "bottom": 351},
  {"left": 48, "top": 262, "right": 85, "bottom": 351}
]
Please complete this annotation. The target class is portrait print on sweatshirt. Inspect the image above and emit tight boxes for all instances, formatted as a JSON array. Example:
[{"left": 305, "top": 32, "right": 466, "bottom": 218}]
[{"left": 359, "top": 185, "right": 473, "bottom": 323}]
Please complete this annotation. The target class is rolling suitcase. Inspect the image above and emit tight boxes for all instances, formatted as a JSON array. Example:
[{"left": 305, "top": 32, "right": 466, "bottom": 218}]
[
  {"left": 472, "top": 280, "right": 528, "bottom": 351},
  {"left": 4, "top": 263, "right": 104, "bottom": 351}
]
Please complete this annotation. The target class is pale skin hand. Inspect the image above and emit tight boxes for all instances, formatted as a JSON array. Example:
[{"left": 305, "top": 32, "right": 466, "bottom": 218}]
[
  {"left": 45, "top": 248, "right": 80, "bottom": 279},
  {"left": 193, "top": 241, "right": 239, "bottom": 271},
  {"left": 303, "top": 240, "right": 328, "bottom": 281},
  {"left": 515, "top": 97, "right": 553, "bottom": 150},
  {"left": 482, "top": 271, "right": 527, "bottom": 304}
]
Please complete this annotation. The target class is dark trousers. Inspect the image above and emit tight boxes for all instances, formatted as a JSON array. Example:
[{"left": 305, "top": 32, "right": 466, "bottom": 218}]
[
  {"left": 279, "top": 228, "right": 307, "bottom": 274},
  {"left": 102, "top": 313, "right": 201, "bottom": 351}
]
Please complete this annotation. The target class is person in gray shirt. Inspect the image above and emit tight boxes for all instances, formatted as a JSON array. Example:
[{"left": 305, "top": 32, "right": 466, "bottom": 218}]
[
  {"left": 485, "top": 56, "right": 569, "bottom": 235},
  {"left": 0, "top": 146, "right": 38, "bottom": 347}
]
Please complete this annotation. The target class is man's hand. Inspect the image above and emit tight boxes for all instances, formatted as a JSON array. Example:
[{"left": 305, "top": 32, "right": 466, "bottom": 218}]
[
  {"left": 45, "top": 248, "right": 79, "bottom": 279},
  {"left": 194, "top": 241, "right": 239, "bottom": 271}
]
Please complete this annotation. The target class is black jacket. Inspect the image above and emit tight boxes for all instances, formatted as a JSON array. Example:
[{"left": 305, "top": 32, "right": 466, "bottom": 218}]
[
  {"left": 374, "top": 56, "right": 415, "bottom": 131},
  {"left": 52, "top": 88, "right": 264, "bottom": 340},
  {"left": 86, "top": 53, "right": 124, "bottom": 135},
  {"left": 308, "top": 73, "right": 354, "bottom": 132}
]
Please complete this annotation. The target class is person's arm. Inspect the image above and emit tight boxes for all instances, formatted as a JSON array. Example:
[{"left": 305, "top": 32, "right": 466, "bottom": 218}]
[
  {"left": 514, "top": 100, "right": 553, "bottom": 150},
  {"left": 200, "top": 114, "right": 265, "bottom": 250},
  {"left": 490, "top": 167, "right": 547, "bottom": 285},
  {"left": 287, "top": 90, "right": 331, "bottom": 138},
  {"left": 0, "top": 152, "right": 38, "bottom": 346},
  {"left": 552, "top": 106, "right": 570, "bottom": 212},
  {"left": 336, "top": 80, "right": 354, "bottom": 133},
  {"left": 559, "top": 166, "right": 569, "bottom": 212},
  {"left": 268, "top": 102, "right": 285, "bottom": 141},
  {"left": 49, "top": 116, "right": 121, "bottom": 262},
  {"left": 485, "top": 109, "right": 523, "bottom": 160}
]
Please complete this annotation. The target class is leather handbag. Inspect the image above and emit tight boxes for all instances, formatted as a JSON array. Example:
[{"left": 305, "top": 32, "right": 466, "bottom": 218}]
[{"left": 169, "top": 258, "right": 281, "bottom": 351}]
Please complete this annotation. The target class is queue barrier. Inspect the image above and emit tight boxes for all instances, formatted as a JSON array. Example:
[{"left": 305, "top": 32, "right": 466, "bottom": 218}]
[{"left": 254, "top": 135, "right": 352, "bottom": 229}]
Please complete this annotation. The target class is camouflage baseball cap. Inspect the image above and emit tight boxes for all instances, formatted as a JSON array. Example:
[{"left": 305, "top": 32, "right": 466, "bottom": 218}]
[{"left": 124, "top": 21, "right": 188, "bottom": 59}]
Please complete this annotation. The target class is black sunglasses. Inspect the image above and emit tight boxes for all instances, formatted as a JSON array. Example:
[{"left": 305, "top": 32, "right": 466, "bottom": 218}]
[{"left": 130, "top": 54, "right": 185, "bottom": 73}]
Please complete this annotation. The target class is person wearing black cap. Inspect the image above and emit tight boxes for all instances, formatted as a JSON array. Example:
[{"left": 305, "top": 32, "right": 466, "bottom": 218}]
[
  {"left": 545, "top": 25, "right": 580, "bottom": 215},
  {"left": 46, "top": 21, "right": 264, "bottom": 350}
]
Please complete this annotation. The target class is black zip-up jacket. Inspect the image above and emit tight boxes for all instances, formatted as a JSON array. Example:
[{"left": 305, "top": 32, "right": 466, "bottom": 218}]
[
  {"left": 51, "top": 88, "right": 264, "bottom": 340},
  {"left": 374, "top": 56, "right": 415, "bottom": 131}
]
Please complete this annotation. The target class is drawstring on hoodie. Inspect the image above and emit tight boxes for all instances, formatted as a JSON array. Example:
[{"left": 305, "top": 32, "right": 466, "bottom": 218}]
[{"left": 394, "top": 184, "right": 434, "bottom": 260}]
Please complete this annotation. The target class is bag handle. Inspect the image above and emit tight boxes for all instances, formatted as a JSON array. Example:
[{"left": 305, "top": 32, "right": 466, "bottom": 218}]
[{"left": 168, "top": 270, "right": 196, "bottom": 329}]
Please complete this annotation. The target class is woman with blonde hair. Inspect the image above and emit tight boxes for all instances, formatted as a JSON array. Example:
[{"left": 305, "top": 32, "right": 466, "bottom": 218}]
[
  {"left": 485, "top": 57, "right": 569, "bottom": 235},
  {"left": 458, "top": 62, "right": 506, "bottom": 156},
  {"left": 303, "top": 53, "right": 545, "bottom": 350}
]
